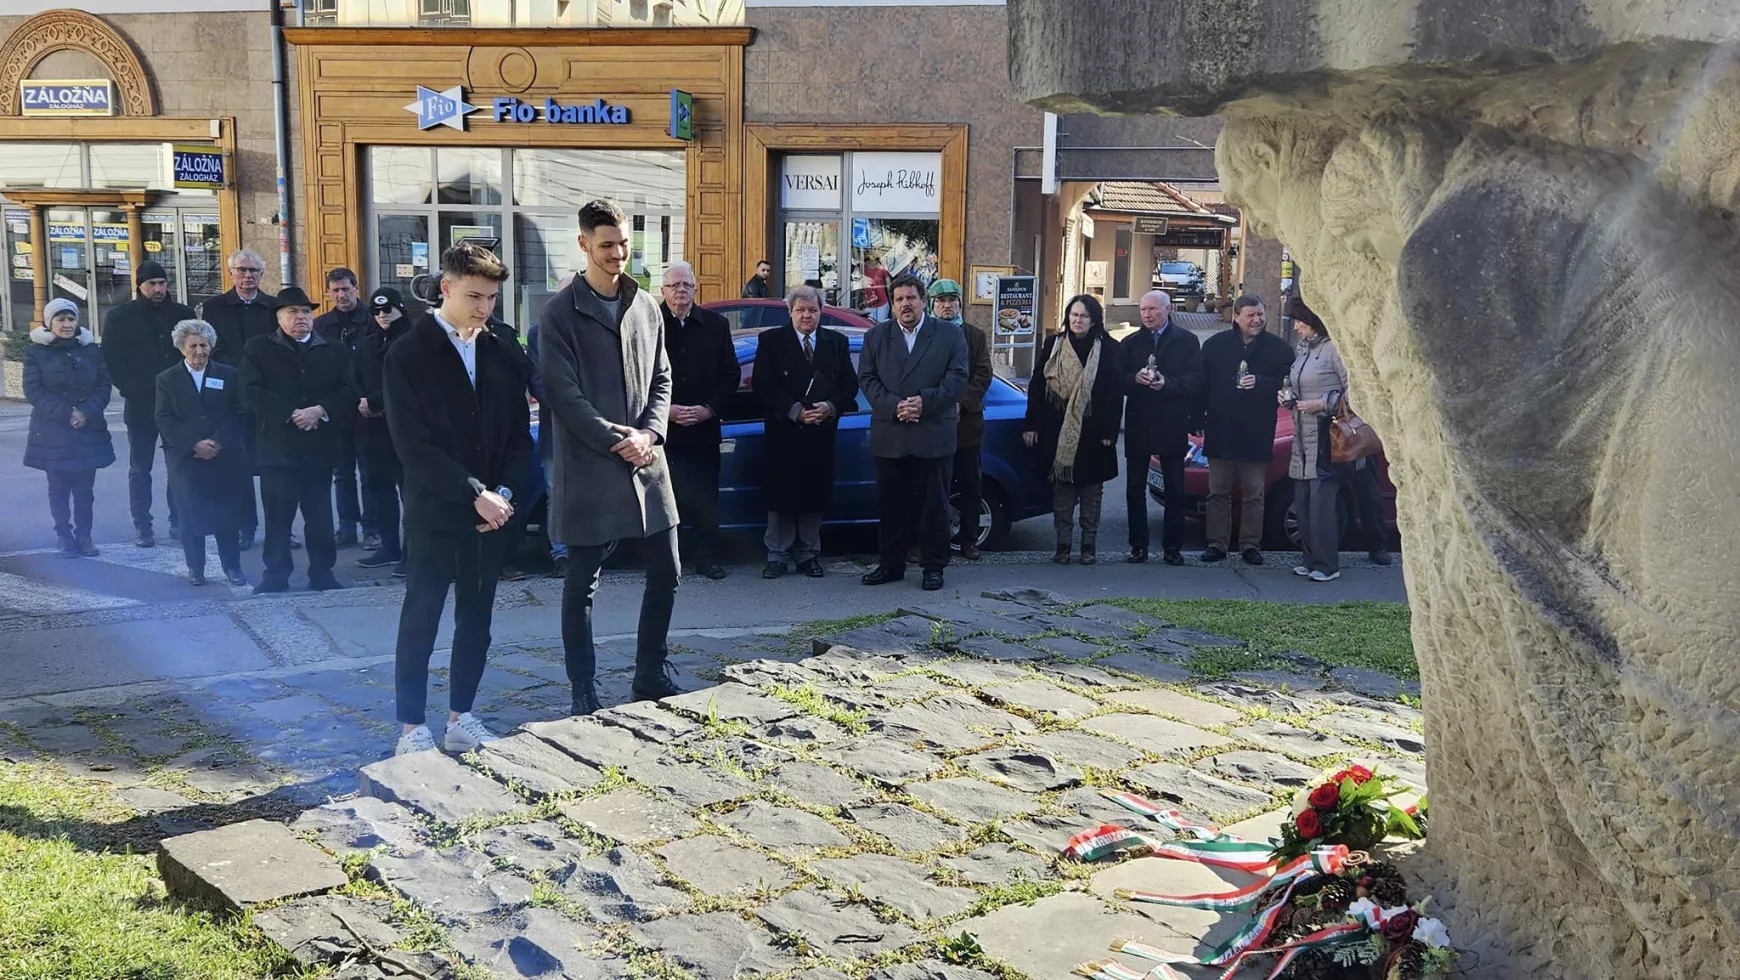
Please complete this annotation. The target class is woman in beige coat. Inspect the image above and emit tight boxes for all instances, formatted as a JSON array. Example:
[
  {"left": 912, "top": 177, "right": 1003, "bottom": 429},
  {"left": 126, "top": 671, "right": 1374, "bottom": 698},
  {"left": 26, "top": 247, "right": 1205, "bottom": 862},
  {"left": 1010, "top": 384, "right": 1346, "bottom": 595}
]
[{"left": 1281, "top": 298, "right": 1348, "bottom": 581}]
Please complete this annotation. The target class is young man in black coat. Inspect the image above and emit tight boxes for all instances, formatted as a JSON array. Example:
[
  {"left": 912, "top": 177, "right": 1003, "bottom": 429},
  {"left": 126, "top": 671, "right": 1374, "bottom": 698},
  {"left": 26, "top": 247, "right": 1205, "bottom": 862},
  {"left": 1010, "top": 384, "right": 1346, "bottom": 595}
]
[
  {"left": 751, "top": 284, "right": 858, "bottom": 578},
  {"left": 658, "top": 261, "right": 739, "bottom": 579},
  {"left": 1199, "top": 294, "right": 1295, "bottom": 564},
  {"left": 102, "top": 260, "right": 193, "bottom": 547},
  {"left": 385, "top": 244, "right": 532, "bottom": 756},
  {"left": 239, "top": 286, "right": 355, "bottom": 593},
  {"left": 1119, "top": 290, "right": 1203, "bottom": 565},
  {"left": 313, "top": 267, "right": 375, "bottom": 550}
]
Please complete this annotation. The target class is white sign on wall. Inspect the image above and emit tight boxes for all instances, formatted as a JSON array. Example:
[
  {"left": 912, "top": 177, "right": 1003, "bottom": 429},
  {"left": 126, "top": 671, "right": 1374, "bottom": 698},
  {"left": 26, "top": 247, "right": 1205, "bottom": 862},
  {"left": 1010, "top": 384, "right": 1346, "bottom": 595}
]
[
  {"left": 850, "top": 152, "right": 942, "bottom": 216},
  {"left": 780, "top": 154, "right": 843, "bottom": 210}
]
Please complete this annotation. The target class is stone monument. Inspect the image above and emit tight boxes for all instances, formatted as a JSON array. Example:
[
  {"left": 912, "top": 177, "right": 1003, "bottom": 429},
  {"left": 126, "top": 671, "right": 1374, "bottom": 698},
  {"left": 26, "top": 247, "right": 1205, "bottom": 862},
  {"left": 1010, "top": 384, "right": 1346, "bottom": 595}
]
[{"left": 1007, "top": 2, "right": 1740, "bottom": 977}]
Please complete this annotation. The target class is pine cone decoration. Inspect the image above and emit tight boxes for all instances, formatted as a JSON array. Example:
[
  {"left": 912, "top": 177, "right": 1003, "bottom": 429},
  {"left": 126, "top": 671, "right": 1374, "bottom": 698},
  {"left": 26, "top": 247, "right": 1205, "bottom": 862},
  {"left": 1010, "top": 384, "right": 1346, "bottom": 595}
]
[
  {"left": 1383, "top": 940, "right": 1428, "bottom": 979},
  {"left": 1360, "top": 863, "right": 1409, "bottom": 908}
]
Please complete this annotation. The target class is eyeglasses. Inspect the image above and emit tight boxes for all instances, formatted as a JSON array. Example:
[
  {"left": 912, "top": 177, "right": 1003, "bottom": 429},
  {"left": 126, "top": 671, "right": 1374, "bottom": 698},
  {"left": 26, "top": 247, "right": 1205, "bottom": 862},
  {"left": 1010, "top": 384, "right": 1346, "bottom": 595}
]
[
  {"left": 232, "top": 266, "right": 263, "bottom": 275},
  {"left": 662, "top": 282, "right": 696, "bottom": 291}
]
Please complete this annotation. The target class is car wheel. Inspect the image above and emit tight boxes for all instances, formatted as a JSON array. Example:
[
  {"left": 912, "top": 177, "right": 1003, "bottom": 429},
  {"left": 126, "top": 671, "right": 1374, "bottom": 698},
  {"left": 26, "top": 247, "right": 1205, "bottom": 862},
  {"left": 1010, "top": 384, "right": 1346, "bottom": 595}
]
[
  {"left": 952, "top": 482, "right": 1012, "bottom": 549},
  {"left": 1274, "top": 482, "right": 1353, "bottom": 551}
]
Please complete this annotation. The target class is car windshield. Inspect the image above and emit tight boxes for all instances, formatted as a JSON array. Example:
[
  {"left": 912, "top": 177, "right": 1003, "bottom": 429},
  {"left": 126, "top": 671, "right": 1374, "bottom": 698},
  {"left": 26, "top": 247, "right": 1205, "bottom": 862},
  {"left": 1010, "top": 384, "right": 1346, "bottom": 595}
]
[{"left": 1160, "top": 262, "right": 1197, "bottom": 274}]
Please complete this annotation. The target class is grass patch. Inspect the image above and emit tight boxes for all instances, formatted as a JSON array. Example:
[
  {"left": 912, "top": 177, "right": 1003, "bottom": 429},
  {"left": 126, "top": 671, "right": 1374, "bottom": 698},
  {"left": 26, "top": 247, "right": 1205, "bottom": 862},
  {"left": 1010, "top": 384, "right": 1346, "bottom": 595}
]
[
  {"left": 792, "top": 612, "right": 897, "bottom": 639},
  {"left": 1104, "top": 599, "right": 1416, "bottom": 680},
  {"left": 767, "top": 683, "right": 872, "bottom": 735},
  {"left": 0, "top": 761, "right": 300, "bottom": 979}
]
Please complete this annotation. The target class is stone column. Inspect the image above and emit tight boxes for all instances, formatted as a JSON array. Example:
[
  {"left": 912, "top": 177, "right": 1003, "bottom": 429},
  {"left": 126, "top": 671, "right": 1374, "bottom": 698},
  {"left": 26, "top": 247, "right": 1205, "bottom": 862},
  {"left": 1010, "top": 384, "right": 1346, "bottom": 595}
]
[{"left": 27, "top": 205, "right": 47, "bottom": 329}]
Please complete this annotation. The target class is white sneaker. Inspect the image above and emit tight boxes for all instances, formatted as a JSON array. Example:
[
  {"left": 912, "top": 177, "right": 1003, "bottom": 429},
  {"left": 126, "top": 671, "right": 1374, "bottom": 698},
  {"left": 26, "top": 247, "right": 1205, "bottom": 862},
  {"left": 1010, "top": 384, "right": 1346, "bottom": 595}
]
[
  {"left": 444, "top": 712, "right": 499, "bottom": 753},
  {"left": 395, "top": 725, "right": 437, "bottom": 756},
  {"left": 1293, "top": 565, "right": 1311, "bottom": 576},
  {"left": 1309, "top": 570, "right": 1341, "bottom": 582}
]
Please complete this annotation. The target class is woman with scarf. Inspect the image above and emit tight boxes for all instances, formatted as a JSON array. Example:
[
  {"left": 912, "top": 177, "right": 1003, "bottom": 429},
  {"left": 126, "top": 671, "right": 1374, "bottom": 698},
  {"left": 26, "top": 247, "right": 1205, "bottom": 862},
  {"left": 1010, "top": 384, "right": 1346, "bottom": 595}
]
[
  {"left": 1281, "top": 297, "right": 1350, "bottom": 582},
  {"left": 1023, "top": 294, "right": 1123, "bottom": 564},
  {"left": 23, "top": 298, "right": 116, "bottom": 557}
]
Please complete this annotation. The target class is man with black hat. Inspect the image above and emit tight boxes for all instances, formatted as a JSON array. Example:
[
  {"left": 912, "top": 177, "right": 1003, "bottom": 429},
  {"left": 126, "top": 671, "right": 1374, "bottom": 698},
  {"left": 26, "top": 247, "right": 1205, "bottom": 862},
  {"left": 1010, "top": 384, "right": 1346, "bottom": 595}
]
[
  {"left": 352, "top": 286, "right": 408, "bottom": 572},
  {"left": 240, "top": 285, "right": 355, "bottom": 593},
  {"left": 102, "top": 259, "right": 193, "bottom": 547},
  {"left": 313, "top": 267, "right": 377, "bottom": 550}
]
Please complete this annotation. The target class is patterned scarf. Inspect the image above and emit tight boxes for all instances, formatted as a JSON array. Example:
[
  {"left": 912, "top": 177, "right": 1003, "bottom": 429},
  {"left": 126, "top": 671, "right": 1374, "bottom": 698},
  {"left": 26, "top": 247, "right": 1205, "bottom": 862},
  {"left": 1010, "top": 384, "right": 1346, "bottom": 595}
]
[{"left": 1043, "top": 331, "right": 1101, "bottom": 484}]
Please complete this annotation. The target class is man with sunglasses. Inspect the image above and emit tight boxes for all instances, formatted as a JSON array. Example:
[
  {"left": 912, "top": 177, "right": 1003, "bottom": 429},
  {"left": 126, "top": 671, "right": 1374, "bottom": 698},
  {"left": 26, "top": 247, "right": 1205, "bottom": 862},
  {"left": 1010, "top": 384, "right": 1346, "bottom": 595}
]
[{"left": 202, "top": 249, "right": 279, "bottom": 550}]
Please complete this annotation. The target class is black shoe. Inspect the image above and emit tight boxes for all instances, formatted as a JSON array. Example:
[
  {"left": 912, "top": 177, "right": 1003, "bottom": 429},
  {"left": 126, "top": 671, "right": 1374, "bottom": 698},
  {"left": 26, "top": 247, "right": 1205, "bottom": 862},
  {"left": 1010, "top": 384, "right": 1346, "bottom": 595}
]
[
  {"left": 547, "top": 555, "right": 568, "bottom": 579},
  {"left": 631, "top": 663, "right": 685, "bottom": 702},
  {"left": 1369, "top": 550, "right": 1394, "bottom": 567},
  {"left": 224, "top": 569, "right": 249, "bottom": 587},
  {"left": 307, "top": 574, "right": 344, "bottom": 592},
  {"left": 1200, "top": 546, "right": 1228, "bottom": 563},
  {"left": 166, "top": 525, "right": 180, "bottom": 543},
  {"left": 335, "top": 529, "right": 359, "bottom": 549},
  {"left": 1163, "top": 550, "right": 1186, "bottom": 566},
  {"left": 798, "top": 559, "right": 824, "bottom": 578},
  {"left": 75, "top": 534, "right": 99, "bottom": 557},
  {"left": 356, "top": 551, "right": 402, "bottom": 569},
  {"left": 134, "top": 528, "right": 154, "bottom": 548},
  {"left": 762, "top": 561, "right": 785, "bottom": 579},
  {"left": 290, "top": 534, "right": 303, "bottom": 550},
  {"left": 921, "top": 570, "right": 945, "bottom": 591},
  {"left": 361, "top": 531, "right": 382, "bottom": 551},
  {"left": 571, "top": 682, "right": 603, "bottom": 717},
  {"left": 187, "top": 569, "right": 206, "bottom": 586},
  {"left": 1241, "top": 548, "right": 1264, "bottom": 566},
  {"left": 1127, "top": 547, "right": 1148, "bottom": 563},
  {"left": 254, "top": 578, "right": 289, "bottom": 595},
  {"left": 56, "top": 534, "right": 78, "bottom": 559},
  {"left": 861, "top": 566, "right": 904, "bottom": 586},
  {"left": 238, "top": 529, "right": 256, "bottom": 551},
  {"left": 391, "top": 562, "right": 406, "bottom": 578},
  {"left": 696, "top": 564, "right": 729, "bottom": 581},
  {"left": 500, "top": 566, "right": 529, "bottom": 582}
]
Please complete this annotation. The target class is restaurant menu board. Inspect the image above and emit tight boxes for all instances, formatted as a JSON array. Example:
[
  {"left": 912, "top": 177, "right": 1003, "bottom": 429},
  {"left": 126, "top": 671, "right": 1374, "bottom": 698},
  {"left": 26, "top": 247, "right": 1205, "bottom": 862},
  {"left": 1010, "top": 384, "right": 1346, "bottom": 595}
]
[{"left": 994, "top": 275, "right": 1036, "bottom": 337}]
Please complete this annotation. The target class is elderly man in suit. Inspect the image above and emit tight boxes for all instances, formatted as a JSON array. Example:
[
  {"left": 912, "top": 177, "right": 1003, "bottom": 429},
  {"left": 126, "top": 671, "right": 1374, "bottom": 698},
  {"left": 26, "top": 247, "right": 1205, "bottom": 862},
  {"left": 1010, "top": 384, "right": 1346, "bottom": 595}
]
[
  {"left": 752, "top": 284, "right": 858, "bottom": 579},
  {"left": 203, "top": 248, "right": 279, "bottom": 549},
  {"left": 1120, "top": 289, "right": 1203, "bottom": 565},
  {"left": 857, "top": 274, "right": 969, "bottom": 591},
  {"left": 659, "top": 260, "right": 739, "bottom": 580},
  {"left": 154, "top": 318, "right": 249, "bottom": 587},
  {"left": 539, "top": 199, "right": 684, "bottom": 716}
]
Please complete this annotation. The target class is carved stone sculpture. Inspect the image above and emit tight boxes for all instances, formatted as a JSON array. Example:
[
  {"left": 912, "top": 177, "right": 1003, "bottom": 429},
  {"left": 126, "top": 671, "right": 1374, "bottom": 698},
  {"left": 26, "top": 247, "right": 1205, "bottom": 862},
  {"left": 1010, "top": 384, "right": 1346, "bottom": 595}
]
[{"left": 1007, "top": 3, "right": 1740, "bottom": 977}]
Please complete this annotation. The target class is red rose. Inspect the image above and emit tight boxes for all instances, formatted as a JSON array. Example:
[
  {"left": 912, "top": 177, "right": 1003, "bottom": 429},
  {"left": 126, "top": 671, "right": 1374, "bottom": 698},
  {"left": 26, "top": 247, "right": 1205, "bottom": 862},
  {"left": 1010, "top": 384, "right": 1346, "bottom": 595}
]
[
  {"left": 1308, "top": 783, "right": 1341, "bottom": 809},
  {"left": 1347, "top": 765, "right": 1375, "bottom": 784},
  {"left": 1295, "top": 809, "right": 1323, "bottom": 839},
  {"left": 1379, "top": 908, "right": 1419, "bottom": 941}
]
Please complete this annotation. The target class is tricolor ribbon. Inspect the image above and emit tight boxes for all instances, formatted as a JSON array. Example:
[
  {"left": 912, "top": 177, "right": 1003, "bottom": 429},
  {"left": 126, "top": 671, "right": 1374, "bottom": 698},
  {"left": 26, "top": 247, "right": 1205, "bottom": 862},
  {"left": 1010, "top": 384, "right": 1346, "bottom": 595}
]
[
  {"left": 1115, "top": 846, "right": 1350, "bottom": 912},
  {"left": 1106, "top": 917, "right": 1365, "bottom": 979},
  {"left": 1064, "top": 824, "right": 1163, "bottom": 862}
]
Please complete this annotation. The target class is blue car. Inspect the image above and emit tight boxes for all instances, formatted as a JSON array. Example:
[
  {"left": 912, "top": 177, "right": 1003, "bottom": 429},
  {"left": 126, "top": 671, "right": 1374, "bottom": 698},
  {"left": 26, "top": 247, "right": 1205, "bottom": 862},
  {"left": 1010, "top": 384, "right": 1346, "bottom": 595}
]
[{"left": 528, "top": 302, "right": 1050, "bottom": 551}]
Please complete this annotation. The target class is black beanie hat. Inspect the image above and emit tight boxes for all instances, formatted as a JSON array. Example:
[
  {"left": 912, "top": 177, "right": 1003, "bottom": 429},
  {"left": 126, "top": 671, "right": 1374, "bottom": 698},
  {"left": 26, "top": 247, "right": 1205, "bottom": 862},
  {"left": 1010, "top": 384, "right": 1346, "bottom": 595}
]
[{"left": 136, "top": 259, "right": 168, "bottom": 285}]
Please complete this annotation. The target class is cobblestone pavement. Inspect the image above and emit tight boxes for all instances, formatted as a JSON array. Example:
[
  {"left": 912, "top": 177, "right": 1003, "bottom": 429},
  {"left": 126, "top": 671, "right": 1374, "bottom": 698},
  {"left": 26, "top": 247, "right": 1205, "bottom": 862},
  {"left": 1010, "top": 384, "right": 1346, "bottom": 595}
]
[{"left": 9, "top": 586, "right": 1428, "bottom": 979}]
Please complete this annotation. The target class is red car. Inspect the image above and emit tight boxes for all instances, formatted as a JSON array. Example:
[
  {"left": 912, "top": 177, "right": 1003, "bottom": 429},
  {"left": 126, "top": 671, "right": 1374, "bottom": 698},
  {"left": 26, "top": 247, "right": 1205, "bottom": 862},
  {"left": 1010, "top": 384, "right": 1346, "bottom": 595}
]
[
  {"left": 1149, "top": 408, "right": 1398, "bottom": 550},
  {"left": 707, "top": 297, "right": 875, "bottom": 332}
]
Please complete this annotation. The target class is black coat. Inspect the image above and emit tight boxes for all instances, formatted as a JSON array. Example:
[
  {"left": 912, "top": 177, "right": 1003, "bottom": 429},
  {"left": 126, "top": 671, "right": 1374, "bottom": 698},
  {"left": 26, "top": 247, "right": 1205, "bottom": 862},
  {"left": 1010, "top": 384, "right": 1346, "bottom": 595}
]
[
  {"left": 384, "top": 315, "right": 534, "bottom": 532},
  {"left": 203, "top": 289, "right": 280, "bottom": 367},
  {"left": 22, "top": 328, "right": 115, "bottom": 473},
  {"left": 1119, "top": 321, "right": 1203, "bottom": 458},
  {"left": 102, "top": 292, "right": 194, "bottom": 405},
  {"left": 350, "top": 317, "right": 406, "bottom": 458},
  {"left": 956, "top": 322, "right": 994, "bottom": 449},
  {"left": 1200, "top": 327, "right": 1295, "bottom": 462},
  {"left": 1024, "top": 330, "right": 1123, "bottom": 486},
  {"left": 154, "top": 361, "right": 250, "bottom": 536},
  {"left": 752, "top": 325, "right": 858, "bottom": 513},
  {"left": 239, "top": 329, "right": 356, "bottom": 468},
  {"left": 660, "top": 302, "right": 739, "bottom": 450},
  {"left": 314, "top": 306, "right": 370, "bottom": 412},
  {"left": 742, "top": 276, "right": 770, "bottom": 298}
]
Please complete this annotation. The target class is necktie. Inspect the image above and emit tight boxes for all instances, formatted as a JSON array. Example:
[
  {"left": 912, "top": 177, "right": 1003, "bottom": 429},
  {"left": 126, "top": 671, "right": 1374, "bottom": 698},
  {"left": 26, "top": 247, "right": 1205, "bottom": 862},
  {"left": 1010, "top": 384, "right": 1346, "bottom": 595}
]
[{"left": 803, "top": 333, "right": 813, "bottom": 363}]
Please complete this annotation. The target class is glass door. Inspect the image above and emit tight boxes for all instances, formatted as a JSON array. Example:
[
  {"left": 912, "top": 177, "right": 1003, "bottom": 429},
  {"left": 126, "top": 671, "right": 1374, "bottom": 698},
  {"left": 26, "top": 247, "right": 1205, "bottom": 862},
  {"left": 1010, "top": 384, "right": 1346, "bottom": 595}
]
[
  {"left": 4, "top": 207, "right": 32, "bottom": 333},
  {"left": 141, "top": 210, "right": 180, "bottom": 300},
  {"left": 90, "top": 209, "right": 134, "bottom": 330},
  {"left": 42, "top": 207, "right": 137, "bottom": 337},
  {"left": 180, "top": 212, "right": 223, "bottom": 312},
  {"left": 781, "top": 219, "right": 840, "bottom": 306},
  {"left": 45, "top": 208, "right": 92, "bottom": 328}
]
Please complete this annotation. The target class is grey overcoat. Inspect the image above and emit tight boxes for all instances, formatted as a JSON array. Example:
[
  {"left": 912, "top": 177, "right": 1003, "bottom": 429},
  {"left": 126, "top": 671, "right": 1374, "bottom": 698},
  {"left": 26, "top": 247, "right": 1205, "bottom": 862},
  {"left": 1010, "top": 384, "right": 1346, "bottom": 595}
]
[
  {"left": 538, "top": 275, "right": 678, "bottom": 547},
  {"left": 857, "top": 314, "right": 969, "bottom": 460}
]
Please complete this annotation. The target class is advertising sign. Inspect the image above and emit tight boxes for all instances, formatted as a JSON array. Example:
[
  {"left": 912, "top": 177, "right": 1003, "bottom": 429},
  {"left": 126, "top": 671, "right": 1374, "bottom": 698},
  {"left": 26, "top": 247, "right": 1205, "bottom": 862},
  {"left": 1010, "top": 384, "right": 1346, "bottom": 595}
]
[
  {"left": 667, "top": 89, "right": 694, "bottom": 141},
  {"left": 20, "top": 79, "right": 114, "bottom": 116},
  {"left": 994, "top": 275, "right": 1036, "bottom": 337},
  {"left": 781, "top": 155, "right": 843, "bottom": 210},
  {"left": 171, "top": 145, "right": 227, "bottom": 190},
  {"left": 850, "top": 152, "right": 941, "bottom": 216}
]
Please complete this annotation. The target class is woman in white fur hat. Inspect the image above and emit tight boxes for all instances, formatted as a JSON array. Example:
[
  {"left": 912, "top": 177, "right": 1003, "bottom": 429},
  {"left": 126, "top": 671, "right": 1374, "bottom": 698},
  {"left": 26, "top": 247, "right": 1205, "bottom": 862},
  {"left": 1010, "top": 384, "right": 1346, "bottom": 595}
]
[{"left": 23, "top": 298, "right": 115, "bottom": 556}]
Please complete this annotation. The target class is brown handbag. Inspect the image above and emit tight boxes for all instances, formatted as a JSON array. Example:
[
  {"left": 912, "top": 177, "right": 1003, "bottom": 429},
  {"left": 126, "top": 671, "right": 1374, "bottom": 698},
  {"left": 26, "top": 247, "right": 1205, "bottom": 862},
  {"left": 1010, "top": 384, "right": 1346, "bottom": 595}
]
[{"left": 1329, "top": 400, "right": 1383, "bottom": 463}]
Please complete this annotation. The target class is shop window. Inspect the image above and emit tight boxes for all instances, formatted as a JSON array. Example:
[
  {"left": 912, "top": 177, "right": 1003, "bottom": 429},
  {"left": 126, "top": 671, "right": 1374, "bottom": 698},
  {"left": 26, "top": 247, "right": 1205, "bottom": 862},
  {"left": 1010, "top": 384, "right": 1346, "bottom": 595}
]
[
  {"left": 3, "top": 208, "right": 33, "bottom": 334},
  {"left": 89, "top": 143, "right": 169, "bottom": 191},
  {"left": 375, "top": 213, "right": 431, "bottom": 321},
  {"left": 436, "top": 148, "right": 502, "bottom": 206},
  {"left": 0, "top": 143, "right": 80, "bottom": 189},
  {"left": 1113, "top": 227, "right": 1133, "bottom": 303},
  {"left": 512, "top": 149, "right": 684, "bottom": 211},
  {"left": 777, "top": 151, "right": 941, "bottom": 320}
]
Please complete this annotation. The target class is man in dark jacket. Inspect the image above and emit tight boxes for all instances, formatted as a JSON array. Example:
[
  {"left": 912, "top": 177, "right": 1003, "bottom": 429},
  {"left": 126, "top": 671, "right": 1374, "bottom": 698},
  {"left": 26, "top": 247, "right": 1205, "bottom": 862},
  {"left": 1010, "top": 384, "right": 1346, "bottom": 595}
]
[
  {"left": 659, "top": 261, "right": 738, "bottom": 579},
  {"left": 540, "top": 200, "right": 684, "bottom": 715},
  {"left": 752, "top": 285, "right": 857, "bottom": 579},
  {"left": 312, "top": 267, "right": 375, "bottom": 549},
  {"left": 384, "top": 244, "right": 532, "bottom": 757},
  {"left": 203, "top": 247, "right": 278, "bottom": 547},
  {"left": 1119, "top": 290, "right": 1203, "bottom": 565},
  {"left": 240, "top": 286, "right": 354, "bottom": 593},
  {"left": 742, "top": 260, "right": 772, "bottom": 298},
  {"left": 101, "top": 260, "right": 193, "bottom": 547},
  {"left": 1199, "top": 294, "right": 1294, "bottom": 565},
  {"left": 352, "top": 287, "right": 409, "bottom": 571},
  {"left": 928, "top": 278, "right": 993, "bottom": 559},
  {"left": 857, "top": 275, "right": 969, "bottom": 591}
]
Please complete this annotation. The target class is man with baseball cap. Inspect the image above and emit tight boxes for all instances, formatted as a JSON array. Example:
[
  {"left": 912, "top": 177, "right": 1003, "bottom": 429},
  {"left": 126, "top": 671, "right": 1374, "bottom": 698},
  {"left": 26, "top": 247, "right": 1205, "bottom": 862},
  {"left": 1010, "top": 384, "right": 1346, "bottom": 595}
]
[
  {"left": 352, "top": 287, "right": 409, "bottom": 572},
  {"left": 102, "top": 260, "right": 194, "bottom": 547},
  {"left": 928, "top": 278, "right": 993, "bottom": 559}
]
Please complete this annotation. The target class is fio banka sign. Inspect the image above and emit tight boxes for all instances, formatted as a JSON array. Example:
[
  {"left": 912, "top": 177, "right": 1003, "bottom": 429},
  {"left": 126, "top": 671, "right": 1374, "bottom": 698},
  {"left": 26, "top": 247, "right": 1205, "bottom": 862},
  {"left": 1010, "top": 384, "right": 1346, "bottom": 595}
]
[{"left": 492, "top": 97, "right": 630, "bottom": 125}]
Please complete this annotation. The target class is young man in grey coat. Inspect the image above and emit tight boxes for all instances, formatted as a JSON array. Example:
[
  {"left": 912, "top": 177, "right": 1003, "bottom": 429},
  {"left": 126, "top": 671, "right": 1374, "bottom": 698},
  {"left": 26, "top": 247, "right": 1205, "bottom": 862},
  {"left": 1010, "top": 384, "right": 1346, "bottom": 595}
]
[{"left": 538, "top": 200, "right": 685, "bottom": 715}]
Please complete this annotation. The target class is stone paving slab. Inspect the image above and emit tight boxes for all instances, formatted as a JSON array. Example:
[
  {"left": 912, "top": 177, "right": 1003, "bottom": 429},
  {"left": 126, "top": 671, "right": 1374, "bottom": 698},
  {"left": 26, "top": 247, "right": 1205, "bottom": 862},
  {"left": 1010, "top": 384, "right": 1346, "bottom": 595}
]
[
  {"left": 958, "top": 746, "right": 1083, "bottom": 792},
  {"left": 560, "top": 845, "right": 691, "bottom": 922},
  {"left": 874, "top": 692, "right": 1035, "bottom": 751},
  {"left": 1229, "top": 718, "right": 1361, "bottom": 758},
  {"left": 812, "top": 853, "right": 977, "bottom": 920},
  {"left": 847, "top": 802, "right": 968, "bottom": 853},
  {"left": 939, "top": 843, "right": 1051, "bottom": 887},
  {"left": 472, "top": 731, "right": 604, "bottom": 798},
  {"left": 631, "top": 911, "right": 800, "bottom": 980},
  {"left": 157, "top": 819, "right": 347, "bottom": 910},
  {"left": 1015, "top": 730, "right": 1144, "bottom": 771},
  {"left": 756, "top": 888, "right": 923, "bottom": 958},
  {"left": 819, "top": 736, "right": 943, "bottom": 787},
  {"left": 720, "top": 801, "right": 851, "bottom": 851},
  {"left": 659, "top": 836, "right": 797, "bottom": 896},
  {"left": 1103, "top": 687, "right": 1247, "bottom": 727},
  {"left": 357, "top": 752, "right": 528, "bottom": 826},
  {"left": 593, "top": 700, "right": 702, "bottom": 743},
  {"left": 905, "top": 777, "right": 1041, "bottom": 825},
  {"left": 767, "top": 761, "right": 876, "bottom": 808},
  {"left": 558, "top": 789, "right": 698, "bottom": 845},
  {"left": 372, "top": 844, "right": 534, "bottom": 924},
  {"left": 451, "top": 907, "right": 615, "bottom": 980},
  {"left": 1194, "top": 749, "right": 1320, "bottom": 788},
  {"left": 967, "top": 892, "right": 1175, "bottom": 980},
  {"left": 978, "top": 678, "right": 1099, "bottom": 719},
  {"left": 1079, "top": 712, "right": 1232, "bottom": 754},
  {"left": 1126, "top": 763, "right": 1275, "bottom": 818}
]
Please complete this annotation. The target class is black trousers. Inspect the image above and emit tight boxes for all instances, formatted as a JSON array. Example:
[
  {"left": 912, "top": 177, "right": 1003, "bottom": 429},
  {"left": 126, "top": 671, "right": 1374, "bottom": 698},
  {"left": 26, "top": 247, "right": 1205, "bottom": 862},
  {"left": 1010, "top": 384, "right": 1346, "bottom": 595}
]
[
  {"left": 952, "top": 444, "right": 983, "bottom": 543},
  {"left": 1130, "top": 453, "right": 1186, "bottom": 552},
  {"left": 260, "top": 464, "right": 336, "bottom": 583},
  {"left": 124, "top": 400, "right": 176, "bottom": 532},
  {"left": 182, "top": 525, "right": 242, "bottom": 574},
  {"left": 668, "top": 443, "right": 723, "bottom": 569},
  {"left": 362, "top": 452, "right": 404, "bottom": 560},
  {"left": 333, "top": 428, "right": 375, "bottom": 534},
  {"left": 1346, "top": 459, "right": 1387, "bottom": 553},
  {"left": 877, "top": 455, "right": 951, "bottom": 573},
  {"left": 45, "top": 469, "right": 96, "bottom": 537},
  {"left": 394, "top": 526, "right": 509, "bottom": 725},
  {"left": 561, "top": 526, "right": 680, "bottom": 687}
]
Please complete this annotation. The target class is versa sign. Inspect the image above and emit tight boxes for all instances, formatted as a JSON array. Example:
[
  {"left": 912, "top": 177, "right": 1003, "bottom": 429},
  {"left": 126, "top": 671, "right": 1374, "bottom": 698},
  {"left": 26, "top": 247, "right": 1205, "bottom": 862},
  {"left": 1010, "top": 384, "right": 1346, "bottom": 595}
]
[{"left": 20, "top": 79, "right": 115, "bottom": 116}]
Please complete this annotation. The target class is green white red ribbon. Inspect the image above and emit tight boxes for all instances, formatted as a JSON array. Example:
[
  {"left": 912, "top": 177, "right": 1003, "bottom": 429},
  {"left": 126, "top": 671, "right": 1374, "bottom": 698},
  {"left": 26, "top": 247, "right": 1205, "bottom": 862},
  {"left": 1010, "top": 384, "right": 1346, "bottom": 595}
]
[
  {"left": 1104, "top": 791, "right": 1225, "bottom": 840},
  {"left": 1064, "top": 824, "right": 1163, "bottom": 862},
  {"left": 1115, "top": 846, "right": 1350, "bottom": 912}
]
